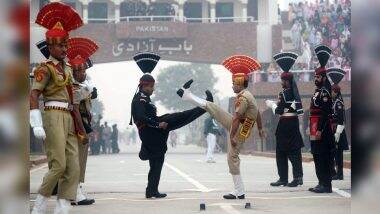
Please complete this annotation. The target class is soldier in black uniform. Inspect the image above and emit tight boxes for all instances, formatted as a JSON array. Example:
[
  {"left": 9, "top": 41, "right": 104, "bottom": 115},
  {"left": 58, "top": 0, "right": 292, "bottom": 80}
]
[
  {"left": 266, "top": 52, "right": 304, "bottom": 187},
  {"left": 308, "top": 45, "right": 335, "bottom": 193},
  {"left": 327, "top": 68, "right": 349, "bottom": 180},
  {"left": 130, "top": 52, "right": 213, "bottom": 198}
]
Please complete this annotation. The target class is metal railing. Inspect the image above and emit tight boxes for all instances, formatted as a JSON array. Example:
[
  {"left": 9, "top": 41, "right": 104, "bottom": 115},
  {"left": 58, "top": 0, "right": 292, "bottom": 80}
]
[{"left": 251, "top": 69, "right": 351, "bottom": 83}]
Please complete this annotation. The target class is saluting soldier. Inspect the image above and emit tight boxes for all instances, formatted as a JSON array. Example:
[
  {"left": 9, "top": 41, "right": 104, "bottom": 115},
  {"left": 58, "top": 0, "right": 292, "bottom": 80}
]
[
  {"left": 326, "top": 68, "right": 349, "bottom": 180},
  {"left": 308, "top": 45, "right": 335, "bottom": 193},
  {"left": 177, "top": 55, "right": 264, "bottom": 200},
  {"left": 266, "top": 52, "right": 305, "bottom": 188},
  {"left": 30, "top": 2, "right": 85, "bottom": 213},
  {"left": 130, "top": 52, "right": 213, "bottom": 199}
]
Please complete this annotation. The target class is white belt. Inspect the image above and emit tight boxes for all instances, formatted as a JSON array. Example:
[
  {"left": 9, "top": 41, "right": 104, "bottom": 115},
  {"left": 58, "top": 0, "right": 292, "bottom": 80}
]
[
  {"left": 45, "top": 101, "right": 69, "bottom": 108},
  {"left": 281, "top": 112, "right": 297, "bottom": 117}
]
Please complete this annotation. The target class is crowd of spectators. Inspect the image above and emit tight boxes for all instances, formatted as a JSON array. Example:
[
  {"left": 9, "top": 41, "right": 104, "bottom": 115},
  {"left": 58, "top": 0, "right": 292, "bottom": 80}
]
[
  {"left": 288, "top": 0, "right": 351, "bottom": 70},
  {"left": 257, "top": 0, "right": 351, "bottom": 83}
]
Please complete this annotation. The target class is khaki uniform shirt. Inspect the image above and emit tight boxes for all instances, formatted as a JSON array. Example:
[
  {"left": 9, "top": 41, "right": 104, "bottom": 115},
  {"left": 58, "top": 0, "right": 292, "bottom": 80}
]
[{"left": 32, "top": 56, "right": 73, "bottom": 103}]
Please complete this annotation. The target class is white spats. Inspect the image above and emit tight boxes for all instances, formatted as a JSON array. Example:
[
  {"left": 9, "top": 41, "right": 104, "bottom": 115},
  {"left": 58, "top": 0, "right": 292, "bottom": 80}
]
[
  {"left": 181, "top": 89, "right": 207, "bottom": 109},
  {"left": 232, "top": 175, "right": 245, "bottom": 196},
  {"left": 76, "top": 184, "right": 86, "bottom": 202}
]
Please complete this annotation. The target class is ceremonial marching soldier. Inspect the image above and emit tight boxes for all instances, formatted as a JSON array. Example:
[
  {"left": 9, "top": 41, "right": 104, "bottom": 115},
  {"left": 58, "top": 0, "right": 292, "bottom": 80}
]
[
  {"left": 326, "top": 68, "right": 349, "bottom": 180},
  {"left": 130, "top": 52, "right": 213, "bottom": 199},
  {"left": 177, "top": 55, "right": 264, "bottom": 199},
  {"left": 67, "top": 37, "right": 99, "bottom": 205},
  {"left": 308, "top": 45, "right": 335, "bottom": 193},
  {"left": 266, "top": 52, "right": 304, "bottom": 187},
  {"left": 30, "top": 2, "right": 85, "bottom": 213}
]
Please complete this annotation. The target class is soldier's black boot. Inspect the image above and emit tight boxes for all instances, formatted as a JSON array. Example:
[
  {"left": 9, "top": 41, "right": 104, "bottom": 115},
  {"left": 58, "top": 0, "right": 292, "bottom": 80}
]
[
  {"left": 146, "top": 187, "right": 167, "bottom": 199},
  {"left": 223, "top": 194, "right": 245, "bottom": 200},
  {"left": 313, "top": 185, "right": 332, "bottom": 193},
  {"left": 270, "top": 179, "right": 288, "bottom": 187},
  {"left": 177, "top": 79, "right": 194, "bottom": 97},
  {"left": 332, "top": 174, "right": 343, "bottom": 180},
  {"left": 287, "top": 178, "right": 303, "bottom": 187}
]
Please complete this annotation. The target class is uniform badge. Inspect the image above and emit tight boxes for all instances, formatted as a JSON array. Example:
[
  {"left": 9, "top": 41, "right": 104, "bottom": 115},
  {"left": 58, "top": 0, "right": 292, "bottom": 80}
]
[{"left": 34, "top": 69, "right": 46, "bottom": 82}]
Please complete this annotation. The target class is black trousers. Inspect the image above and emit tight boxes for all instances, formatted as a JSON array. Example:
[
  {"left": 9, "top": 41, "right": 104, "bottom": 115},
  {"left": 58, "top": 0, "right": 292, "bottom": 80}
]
[
  {"left": 146, "top": 156, "right": 165, "bottom": 193},
  {"left": 313, "top": 152, "right": 333, "bottom": 188},
  {"left": 333, "top": 149, "right": 344, "bottom": 176},
  {"left": 160, "top": 107, "right": 205, "bottom": 131},
  {"left": 276, "top": 149, "right": 303, "bottom": 182}
]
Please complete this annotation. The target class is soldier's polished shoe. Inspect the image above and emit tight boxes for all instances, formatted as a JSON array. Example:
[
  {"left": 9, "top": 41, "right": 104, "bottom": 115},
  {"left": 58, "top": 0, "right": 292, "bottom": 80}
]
[
  {"left": 308, "top": 184, "right": 321, "bottom": 192},
  {"left": 223, "top": 193, "right": 245, "bottom": 200},
  {"left": 177, "top": 79, "right": 194, "bottom": 97},
  {"left": 312, "top": 185, "right": 332, "bottom": 193},
  {"left": 146, "top": 192, "right": 167, "bottom": 199},
  {"left": 270, "top": 180, "right": 288, "bottom": 187},
  {"left": 71, "top": 199, "right": 95, "bottom": 206},
  {"left": 287, "top": 178, "right": 303, "bottom": 187},
  {"left": 205, "top": 90, "right": 213, "bottom": 102},
  {"left": 332, "top": 174, "right": 343, "bottom": 180}
]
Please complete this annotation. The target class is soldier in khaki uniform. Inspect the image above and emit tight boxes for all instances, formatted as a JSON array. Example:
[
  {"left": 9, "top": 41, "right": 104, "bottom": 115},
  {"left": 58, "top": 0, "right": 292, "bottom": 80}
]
[
  {"left": 177, "top": 55, "right": 264, "bottom": 199},
  {"left": 30, "top": 2, "right": 85, "bottom": 214},
  {"left": 67, "top": 37, "right": 99, "bottom": 205}
]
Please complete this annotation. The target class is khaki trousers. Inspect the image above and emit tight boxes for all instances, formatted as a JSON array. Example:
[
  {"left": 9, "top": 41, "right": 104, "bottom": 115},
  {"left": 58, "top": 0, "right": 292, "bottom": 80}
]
[
  {"left": 39, "top": 110, "right": 79, "bottom": 200},
  {"left": 78, "top": 143, "right": 89, "bottom": 183},
  {"left": 205, "top": 102, "right": 243, "bottom": 175}
]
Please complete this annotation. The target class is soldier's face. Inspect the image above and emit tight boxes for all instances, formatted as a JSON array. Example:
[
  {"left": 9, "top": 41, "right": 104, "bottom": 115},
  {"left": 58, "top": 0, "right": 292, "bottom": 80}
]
[
  {"left": 281, "top": 79, "right": 291, "bottom": 89},
  {"left": 232, "top": 82, "right": 243, "bottom": 93},
  {"left": 48, "top": 43, "right": 67, "bottom": 60},
  {"left": 332, "top": 91, "right": 337, "bottom": 99},
  {"left": 73, "top": 68, "right": 86, "bottom": 83},
  {"left": 142, "top": 84, "right": 155, "bottom": 95},
  {"left": 314, "top": 74, "right": 323, "bottom": 86}
]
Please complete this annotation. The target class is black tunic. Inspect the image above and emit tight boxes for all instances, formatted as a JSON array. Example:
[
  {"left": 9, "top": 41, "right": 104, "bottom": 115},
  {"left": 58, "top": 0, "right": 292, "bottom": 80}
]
[
  {"left": 131, "top": 90, "right": 206, "bottom": 160},
  {"left": 332, "top": 98, "right": 349, "bottom": 150},
  {"left": 274, "top": 88, "right": 304, "bottom": 151},
  {"left": 309, "top": 87, "right": 335, "bottom": 154}
]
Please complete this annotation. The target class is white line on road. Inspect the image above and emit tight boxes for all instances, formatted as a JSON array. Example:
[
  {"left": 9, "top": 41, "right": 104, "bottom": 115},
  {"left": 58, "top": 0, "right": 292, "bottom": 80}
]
[
  {"left": 332, "top": 188, "right": 351, "bottom": 198},
  {"left": 164, "top": 162, "right": 212, "bottom": 193},
  {"left": 30, "top": 163, "right": 48, "bottom": 173}
]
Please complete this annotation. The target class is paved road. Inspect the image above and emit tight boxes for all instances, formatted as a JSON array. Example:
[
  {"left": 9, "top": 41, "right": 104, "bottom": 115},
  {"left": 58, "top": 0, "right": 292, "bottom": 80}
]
[{"left": 30, "top": 144, "right": 351, "bottom": 213}]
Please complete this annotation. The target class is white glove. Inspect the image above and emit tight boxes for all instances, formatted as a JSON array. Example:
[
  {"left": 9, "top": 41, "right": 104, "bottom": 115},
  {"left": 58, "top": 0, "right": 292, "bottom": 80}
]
[
  {"left": 30, "top": 109, "right": 46, "bottom": 140},
  {"left": 334, "top": 125, "right": 344, "bottom": 143},
  {"left": 83, "top": 80, "right": 94, "bottom": 92},
  {"left": 265, "top": 100, "right": 277, "bottom": 114}
]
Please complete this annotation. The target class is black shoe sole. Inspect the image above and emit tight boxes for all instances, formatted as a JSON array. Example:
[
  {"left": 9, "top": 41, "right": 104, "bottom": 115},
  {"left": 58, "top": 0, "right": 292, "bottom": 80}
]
[
  {"left": 205, "top": 90, "right": 213, "bottom": 102},
  {"left": 71, "top": 199, "right": 95, "bottom": 206},
  {"left": 177, "top": 79, "right": 194, "bottom": 97},
  {"left": 176, "top": 89, "right": 184, "bottom": 97}
]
